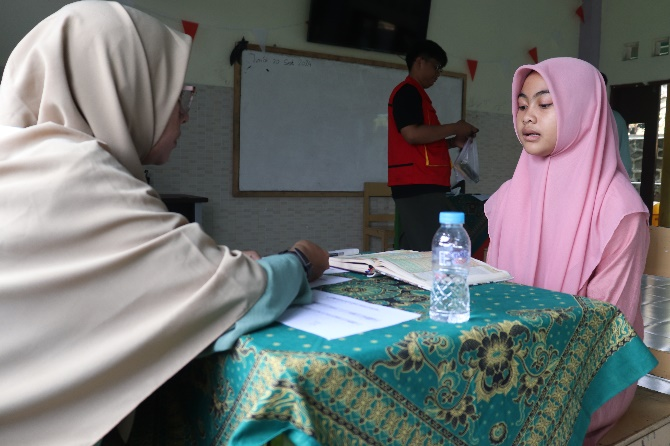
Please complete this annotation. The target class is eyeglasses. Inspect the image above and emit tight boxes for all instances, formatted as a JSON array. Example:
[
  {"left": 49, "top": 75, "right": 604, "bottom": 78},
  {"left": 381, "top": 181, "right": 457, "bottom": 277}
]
[
  {"left": 179, "top": 85, "right": 196, "bottom": 115},
  {"left": 424, "top": 58, "right": 443, "bottom": 74}
]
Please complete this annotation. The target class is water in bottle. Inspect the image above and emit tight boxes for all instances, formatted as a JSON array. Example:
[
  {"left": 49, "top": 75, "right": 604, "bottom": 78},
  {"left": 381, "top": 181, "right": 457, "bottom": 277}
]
[{"left": 430, "top": 211, "right": 471, "bottom": 323}]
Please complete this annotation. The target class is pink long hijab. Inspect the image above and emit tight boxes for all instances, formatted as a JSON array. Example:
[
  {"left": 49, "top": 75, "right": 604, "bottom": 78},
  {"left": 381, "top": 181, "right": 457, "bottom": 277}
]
[{"left": 485, "top": 57, "right": 648, "bottom": 294}]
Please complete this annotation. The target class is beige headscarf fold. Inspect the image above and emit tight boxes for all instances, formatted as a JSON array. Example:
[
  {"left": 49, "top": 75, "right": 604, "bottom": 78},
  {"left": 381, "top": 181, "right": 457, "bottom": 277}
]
[
  {"left": 0, "top": 2, "right": 267, "bottom": 444},
  {"left": 0, "top": 0, "right": 185, "bottom": 180}
]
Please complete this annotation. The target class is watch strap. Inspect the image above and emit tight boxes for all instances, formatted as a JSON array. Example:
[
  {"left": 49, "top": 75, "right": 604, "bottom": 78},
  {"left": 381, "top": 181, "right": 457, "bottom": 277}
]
[{"left": 279, "top": 248, "right": 312, "bottom": 275}]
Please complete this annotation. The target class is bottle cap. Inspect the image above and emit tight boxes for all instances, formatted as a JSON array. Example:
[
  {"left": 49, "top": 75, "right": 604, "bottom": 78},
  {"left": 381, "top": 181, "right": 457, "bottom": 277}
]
[{"left": 439, "top": 211, "right": 465, "bottom": 224}]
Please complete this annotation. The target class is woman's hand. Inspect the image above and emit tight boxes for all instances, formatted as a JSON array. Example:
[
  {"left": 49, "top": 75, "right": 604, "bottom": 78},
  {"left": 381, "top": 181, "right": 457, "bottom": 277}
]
[{"left": 290, "top": 240, "right": 329, "bottom": 282}]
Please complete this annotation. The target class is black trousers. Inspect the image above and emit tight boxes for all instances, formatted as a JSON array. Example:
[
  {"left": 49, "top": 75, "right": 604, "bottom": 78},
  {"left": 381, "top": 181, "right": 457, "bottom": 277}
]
[{"left": 394, "top": 192, "right": 488, "bottom": 253}]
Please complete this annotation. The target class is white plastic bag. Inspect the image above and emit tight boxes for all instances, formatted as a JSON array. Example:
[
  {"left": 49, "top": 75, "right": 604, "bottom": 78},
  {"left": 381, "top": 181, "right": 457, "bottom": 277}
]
[
  {"left": 450, "top": 167, "right": 465, "bottom": 190},
  {"left": 453, "top": 137, "right": 480, "bottom": 183}
]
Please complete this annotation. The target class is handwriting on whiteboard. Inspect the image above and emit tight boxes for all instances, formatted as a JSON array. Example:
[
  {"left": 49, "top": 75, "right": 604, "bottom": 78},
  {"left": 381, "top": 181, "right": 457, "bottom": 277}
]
[{"left": 244, "top": 52, "right": 312, "bottom": 73}]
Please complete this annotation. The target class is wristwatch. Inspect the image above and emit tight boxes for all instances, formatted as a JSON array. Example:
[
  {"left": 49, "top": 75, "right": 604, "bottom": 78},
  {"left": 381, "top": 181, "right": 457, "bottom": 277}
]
[{"left": 279, "top": 247, "right": 312, "bottom": 276}]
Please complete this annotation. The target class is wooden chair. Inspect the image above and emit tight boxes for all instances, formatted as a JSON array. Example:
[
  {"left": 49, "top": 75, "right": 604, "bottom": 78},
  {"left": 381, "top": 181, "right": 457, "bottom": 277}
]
[
  {"left": 597, "top": 387, "right": 670, "bottom": 445},
  {"left": 597, "top": 225, "right": 670, "bottom": 445},
  {"left": 644, "top": 225, "right": 670, "bottom": 277},
  {"left": 362, "top": 182, "right": 395, "bottom": 252}
]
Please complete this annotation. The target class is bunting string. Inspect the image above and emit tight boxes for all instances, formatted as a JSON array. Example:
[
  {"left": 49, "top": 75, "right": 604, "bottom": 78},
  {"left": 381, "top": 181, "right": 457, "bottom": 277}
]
[{"left": 118, "top": 0, "right": 585, "bottom": 82}]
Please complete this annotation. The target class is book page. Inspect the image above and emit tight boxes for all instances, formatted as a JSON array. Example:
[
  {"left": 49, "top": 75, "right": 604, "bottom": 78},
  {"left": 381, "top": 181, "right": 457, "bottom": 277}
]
[
  {"left": 365, "top": 251, "right": 432, "bottom": 290},
  {"left": 468, "top": 260, "right": 513, "bottom": 284},
  {"left": 329, "top": 250, "right": 512, "bottom": 289}
]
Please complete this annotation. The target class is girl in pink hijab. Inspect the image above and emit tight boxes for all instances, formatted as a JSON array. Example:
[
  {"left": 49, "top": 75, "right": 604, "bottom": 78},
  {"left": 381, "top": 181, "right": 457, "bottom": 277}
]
[{"left": 485, "top": 57, "right": 650, "bottom": 444}]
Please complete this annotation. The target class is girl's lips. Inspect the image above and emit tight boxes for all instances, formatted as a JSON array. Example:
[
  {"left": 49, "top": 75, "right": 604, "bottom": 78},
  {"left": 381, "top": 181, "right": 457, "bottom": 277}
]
[{"left": 523, "top": 131, "right": 540, "bottom": 142}]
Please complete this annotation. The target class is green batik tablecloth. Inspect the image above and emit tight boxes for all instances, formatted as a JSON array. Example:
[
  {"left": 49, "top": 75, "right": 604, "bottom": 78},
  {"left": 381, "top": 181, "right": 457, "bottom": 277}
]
[{"left": 127, "top": 273, "right": 657, "bottom": 446}]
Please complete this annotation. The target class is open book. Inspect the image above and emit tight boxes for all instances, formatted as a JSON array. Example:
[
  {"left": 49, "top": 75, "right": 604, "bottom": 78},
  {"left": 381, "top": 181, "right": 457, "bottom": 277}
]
[{"left": 328, "top": 250, "right": 512, "bottom": 291}]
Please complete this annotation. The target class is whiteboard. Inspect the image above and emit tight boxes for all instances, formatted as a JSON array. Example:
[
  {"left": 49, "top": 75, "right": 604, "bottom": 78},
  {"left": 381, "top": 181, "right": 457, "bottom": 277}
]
[{"left": 233, "top": 46, "right": 466, "bottom": 196}]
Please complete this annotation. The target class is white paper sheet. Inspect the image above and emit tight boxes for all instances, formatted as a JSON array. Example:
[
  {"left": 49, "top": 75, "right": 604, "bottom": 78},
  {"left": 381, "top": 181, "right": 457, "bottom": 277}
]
[
  {"left": 324, "top": 266, "right": 348, "bottom": 274},
  {"left": 309, "top": 275, "right": 351, "bottom": 288},
  {"left": 278, "top": 290, "right": 420, "bottom": 340}
]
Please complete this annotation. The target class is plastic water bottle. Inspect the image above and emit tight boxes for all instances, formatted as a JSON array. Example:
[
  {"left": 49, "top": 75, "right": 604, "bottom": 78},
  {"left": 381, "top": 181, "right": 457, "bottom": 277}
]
[{"left": 430, "top": 212, "right": 471, "bottom": 323}]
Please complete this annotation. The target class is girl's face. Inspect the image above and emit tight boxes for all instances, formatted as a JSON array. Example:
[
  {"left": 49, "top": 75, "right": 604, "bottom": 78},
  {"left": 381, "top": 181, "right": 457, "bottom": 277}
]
[
  {"left": 516, "top": 72, "right": 557, "bottom": 157},
  {"left": 142, "top": 102, "right": 189, "bottom": 165}
]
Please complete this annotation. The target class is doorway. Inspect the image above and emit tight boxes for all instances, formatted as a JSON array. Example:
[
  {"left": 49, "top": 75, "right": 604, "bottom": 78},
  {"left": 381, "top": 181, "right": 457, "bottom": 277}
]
[{"left": 611, "top": 82, "right": 664, "bottom": 223}]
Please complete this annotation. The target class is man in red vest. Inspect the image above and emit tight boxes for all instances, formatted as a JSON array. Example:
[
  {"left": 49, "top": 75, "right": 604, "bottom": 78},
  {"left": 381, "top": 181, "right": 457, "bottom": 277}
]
[{"left": 388, "top": 40, "right": 478, "bottom": 251}]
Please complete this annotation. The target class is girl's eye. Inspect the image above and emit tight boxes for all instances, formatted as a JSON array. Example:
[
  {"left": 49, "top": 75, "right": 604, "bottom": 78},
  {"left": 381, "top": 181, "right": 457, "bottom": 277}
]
[
  {"left": 517, "top": 105, "right": 527, "bottom": 111},
  {"left": 540, "top": 102, "right": 553, "bottom": 109}
]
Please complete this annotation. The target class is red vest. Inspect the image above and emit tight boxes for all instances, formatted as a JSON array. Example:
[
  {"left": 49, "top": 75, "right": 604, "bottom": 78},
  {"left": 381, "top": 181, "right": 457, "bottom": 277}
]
[{"left": 387, "top": 77, "right": 451, "bottom": 187}]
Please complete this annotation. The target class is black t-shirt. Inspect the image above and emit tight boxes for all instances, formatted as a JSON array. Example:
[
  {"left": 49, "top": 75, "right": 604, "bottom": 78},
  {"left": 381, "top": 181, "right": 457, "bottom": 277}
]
[{"left": 392, "top": 84, "right": 424, "bottom": 132}]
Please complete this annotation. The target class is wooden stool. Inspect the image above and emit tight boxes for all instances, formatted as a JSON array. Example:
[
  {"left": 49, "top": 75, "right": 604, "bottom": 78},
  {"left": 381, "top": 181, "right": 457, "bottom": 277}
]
[{"left": 597, "top": 386, "right": 670, "bottom": 445}]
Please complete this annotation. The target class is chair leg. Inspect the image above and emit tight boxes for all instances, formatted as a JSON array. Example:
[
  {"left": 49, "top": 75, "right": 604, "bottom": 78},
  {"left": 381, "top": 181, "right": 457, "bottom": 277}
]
[{"left": 393, "top": 210, "right": 402, "bottom": 250}]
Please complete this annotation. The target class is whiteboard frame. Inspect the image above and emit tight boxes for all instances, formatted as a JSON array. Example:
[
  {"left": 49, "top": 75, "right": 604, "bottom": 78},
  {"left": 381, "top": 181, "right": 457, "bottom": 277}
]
[{"left": 233, "top": 45, "right": 466, "bottom": 197}]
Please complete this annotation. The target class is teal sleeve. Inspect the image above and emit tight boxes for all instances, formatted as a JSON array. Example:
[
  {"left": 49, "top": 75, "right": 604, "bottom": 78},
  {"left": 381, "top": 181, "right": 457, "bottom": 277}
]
[
  {"left": 204, "top": 254, "right": 312, "bottom": 353},
  {"left": 613, "top": 110, "right": 633, "bottom": 176}
]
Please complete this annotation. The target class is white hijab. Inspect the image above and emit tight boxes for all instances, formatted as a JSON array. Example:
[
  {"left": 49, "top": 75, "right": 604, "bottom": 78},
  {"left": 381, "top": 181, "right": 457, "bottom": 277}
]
[{"left": 0, "top": 2, "right": 267, "bottom": 444}]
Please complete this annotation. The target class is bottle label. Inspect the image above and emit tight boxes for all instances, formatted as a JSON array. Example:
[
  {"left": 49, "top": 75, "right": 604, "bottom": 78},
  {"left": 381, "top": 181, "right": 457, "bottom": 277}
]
[{"left": 438, "top": 250, "right": 469, "bottom": 266}]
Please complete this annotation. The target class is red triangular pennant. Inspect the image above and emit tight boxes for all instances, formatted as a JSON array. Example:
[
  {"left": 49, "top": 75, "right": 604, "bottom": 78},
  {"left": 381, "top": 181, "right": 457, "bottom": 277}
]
[
  {"left": 182, "top": 20, "right": 199, "bottom": 40},
  {"left": 528, "top": 47, "right": 538, "bottom": 64},
  {"left": 576, "top": 6, "right": 585, "bottom": 22},
  {"left": 467, "top": 59, "right": 478, "bottom": 81}
]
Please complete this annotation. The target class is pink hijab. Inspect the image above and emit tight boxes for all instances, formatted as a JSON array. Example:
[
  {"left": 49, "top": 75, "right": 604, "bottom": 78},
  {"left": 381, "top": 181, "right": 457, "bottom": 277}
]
[{"left": 485, "top": 57, "right": 648, "bottom": 294}]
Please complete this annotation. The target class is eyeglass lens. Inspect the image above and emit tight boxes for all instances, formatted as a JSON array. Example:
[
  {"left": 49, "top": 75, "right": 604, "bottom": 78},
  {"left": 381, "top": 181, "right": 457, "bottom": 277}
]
[{"left": 179, "top": 87, "right": 195, "bottom": 114}]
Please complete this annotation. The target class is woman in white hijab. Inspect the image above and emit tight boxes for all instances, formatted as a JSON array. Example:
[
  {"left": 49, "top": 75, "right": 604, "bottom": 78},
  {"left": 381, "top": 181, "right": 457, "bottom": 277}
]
[{"left": 0, "top": 2, "right": 328, "bottom": 444}]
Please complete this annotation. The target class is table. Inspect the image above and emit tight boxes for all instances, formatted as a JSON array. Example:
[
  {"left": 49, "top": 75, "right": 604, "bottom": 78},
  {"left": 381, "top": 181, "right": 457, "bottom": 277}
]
[
  {"left": 161, "top": 194, "right": 208, "bottom": 225},
  {"left": 127, "top": 273, "right": 656, "bottom": 446}
]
